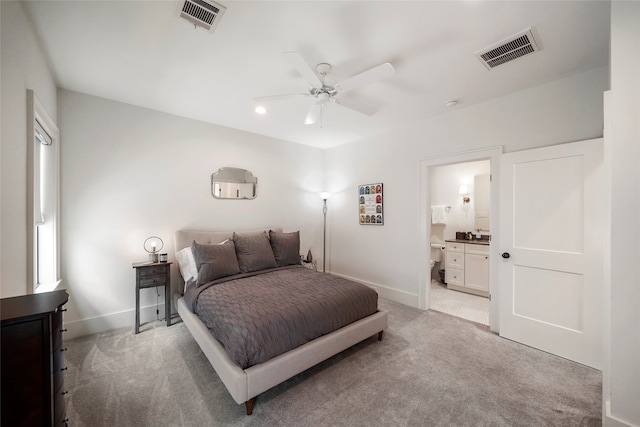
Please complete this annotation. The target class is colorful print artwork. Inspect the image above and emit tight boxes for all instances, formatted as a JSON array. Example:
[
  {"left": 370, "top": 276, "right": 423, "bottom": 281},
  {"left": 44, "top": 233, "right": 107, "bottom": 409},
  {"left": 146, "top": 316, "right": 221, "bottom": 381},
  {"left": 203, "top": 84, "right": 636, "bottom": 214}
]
[{"left": 359, "top": 183, "right": 383, "bottom": 225}]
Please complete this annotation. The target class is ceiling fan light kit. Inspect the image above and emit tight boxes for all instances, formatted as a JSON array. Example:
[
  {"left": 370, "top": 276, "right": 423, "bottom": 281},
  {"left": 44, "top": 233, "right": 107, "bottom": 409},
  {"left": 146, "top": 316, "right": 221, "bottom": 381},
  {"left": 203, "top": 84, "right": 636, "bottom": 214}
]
[{"left": 255, "top": 52, "right": 395, "bottom": 126}]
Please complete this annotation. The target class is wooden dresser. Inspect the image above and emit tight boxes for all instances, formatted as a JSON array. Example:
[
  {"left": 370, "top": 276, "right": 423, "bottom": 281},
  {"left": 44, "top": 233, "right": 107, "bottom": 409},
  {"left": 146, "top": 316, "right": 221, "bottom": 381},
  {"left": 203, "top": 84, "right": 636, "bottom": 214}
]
[{"left": 1, "top": 290, "right": 69, "bottom": 426}]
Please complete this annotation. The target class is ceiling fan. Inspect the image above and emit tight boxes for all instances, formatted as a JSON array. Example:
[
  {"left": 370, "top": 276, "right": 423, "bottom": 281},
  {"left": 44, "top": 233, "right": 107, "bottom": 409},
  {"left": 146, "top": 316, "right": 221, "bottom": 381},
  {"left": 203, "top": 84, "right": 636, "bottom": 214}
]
[{"left": 254, "top": 52, "right": 395, "bottom": 125}]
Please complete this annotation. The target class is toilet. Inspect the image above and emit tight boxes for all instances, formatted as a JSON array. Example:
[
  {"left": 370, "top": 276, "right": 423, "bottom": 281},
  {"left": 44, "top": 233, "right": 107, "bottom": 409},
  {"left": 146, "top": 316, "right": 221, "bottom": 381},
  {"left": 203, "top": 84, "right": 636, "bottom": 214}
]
[{"left": 430, "top": 243, "right": 445, "bottom": 281}]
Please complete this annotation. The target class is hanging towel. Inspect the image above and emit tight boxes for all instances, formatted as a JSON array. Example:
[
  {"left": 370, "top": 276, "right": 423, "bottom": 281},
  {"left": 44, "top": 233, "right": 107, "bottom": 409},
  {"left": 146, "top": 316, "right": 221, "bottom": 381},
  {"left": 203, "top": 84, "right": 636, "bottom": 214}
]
[{"left": 431, "top": 205, "right": 448, "bottom": 224}]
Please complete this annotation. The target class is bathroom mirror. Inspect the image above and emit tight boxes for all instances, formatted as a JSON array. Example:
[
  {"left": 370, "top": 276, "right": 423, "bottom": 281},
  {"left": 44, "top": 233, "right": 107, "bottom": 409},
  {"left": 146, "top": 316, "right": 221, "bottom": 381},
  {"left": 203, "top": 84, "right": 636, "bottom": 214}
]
[
  {"left": 474, "top": 173, "right": 490, "bottom": 231},
  {"left": 211, "top": 167, "right": 257, "bottom": 199}
]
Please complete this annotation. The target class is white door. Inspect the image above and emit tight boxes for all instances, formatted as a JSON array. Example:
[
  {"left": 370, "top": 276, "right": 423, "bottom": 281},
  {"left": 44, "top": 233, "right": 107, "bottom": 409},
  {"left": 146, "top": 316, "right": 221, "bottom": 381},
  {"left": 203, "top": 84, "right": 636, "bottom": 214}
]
[{"left": 499, "top": 139, "right": 603, "bottom": 369}]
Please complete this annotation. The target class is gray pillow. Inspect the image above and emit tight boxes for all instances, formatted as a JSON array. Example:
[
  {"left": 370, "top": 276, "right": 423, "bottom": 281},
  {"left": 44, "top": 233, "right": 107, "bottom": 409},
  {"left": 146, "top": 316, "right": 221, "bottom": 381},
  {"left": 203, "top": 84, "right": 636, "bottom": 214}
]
[
  {"left": 191, "top": 240, "right": 241, "bottom": 286},
  {"left": 233, "top": 231, "right": 277, "bottom": 273},
  {"left": 269, "top": 230, "right": 301, "bottom": 267}
]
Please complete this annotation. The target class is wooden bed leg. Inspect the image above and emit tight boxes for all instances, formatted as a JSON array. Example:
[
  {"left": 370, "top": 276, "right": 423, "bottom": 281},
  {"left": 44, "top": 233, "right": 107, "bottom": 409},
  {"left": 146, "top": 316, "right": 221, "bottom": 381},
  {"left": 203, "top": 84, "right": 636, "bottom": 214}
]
[
  {"left": 245, "top": 397, "right": 256, "bottom": 415},
  {"left": 378, "top": 330, "right": 384, "bottom": 341}
]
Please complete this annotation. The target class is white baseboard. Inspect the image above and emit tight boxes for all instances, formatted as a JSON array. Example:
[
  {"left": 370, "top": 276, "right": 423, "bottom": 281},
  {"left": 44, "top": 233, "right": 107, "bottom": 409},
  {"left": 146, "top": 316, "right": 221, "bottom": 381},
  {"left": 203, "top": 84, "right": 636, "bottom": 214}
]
[
  {"left": 330, "top": 272, "right": 419, "bottom": 308},
  {"left": 64, "top": 303, "right": 166, "bottom": 340},
  {"left": 605, "top": 401, "right": 639, "bottom": 427}
]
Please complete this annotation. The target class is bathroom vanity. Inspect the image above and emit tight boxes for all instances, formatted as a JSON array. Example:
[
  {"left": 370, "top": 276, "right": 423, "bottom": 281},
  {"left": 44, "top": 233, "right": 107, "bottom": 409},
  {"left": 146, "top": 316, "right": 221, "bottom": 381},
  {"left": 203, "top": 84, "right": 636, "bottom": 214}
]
[{"left": 445, "top": 240, "right": 489, "bottom": 297}]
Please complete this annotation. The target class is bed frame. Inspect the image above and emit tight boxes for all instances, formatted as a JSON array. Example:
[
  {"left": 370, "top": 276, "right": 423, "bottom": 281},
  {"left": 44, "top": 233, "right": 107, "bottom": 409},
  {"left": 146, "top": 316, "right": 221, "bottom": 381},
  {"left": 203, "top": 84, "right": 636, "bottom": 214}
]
[{"left": 173, "top": 228, "right": 388, "bottom": 415}]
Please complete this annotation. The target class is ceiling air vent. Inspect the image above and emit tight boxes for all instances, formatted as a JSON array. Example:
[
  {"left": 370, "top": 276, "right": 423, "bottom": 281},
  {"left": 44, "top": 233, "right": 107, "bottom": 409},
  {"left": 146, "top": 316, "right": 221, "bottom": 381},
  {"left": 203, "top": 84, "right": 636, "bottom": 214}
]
[
  {"left": 179, "top": 0, "right": 226, "bottom": 32},
  {"left": 475, "top": 27, "right": 541, "bottom": 70}
]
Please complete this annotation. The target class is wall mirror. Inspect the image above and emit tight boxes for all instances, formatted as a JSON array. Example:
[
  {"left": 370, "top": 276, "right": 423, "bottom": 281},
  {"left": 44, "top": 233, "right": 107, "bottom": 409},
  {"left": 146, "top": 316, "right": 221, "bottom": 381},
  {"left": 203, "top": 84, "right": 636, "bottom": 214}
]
[
  {"left": 211, "top": 167, "right": 258, "bottom": 199},
  {"left": 474, "top": 173, "right": 490, "bottom": 231}
]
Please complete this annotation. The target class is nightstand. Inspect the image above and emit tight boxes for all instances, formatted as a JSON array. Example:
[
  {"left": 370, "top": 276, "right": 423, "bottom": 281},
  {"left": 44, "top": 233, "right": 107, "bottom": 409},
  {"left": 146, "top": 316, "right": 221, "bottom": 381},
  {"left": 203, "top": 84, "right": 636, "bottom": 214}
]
[{"left": 132, "top": 261, "right": 172, "bottom": 334}]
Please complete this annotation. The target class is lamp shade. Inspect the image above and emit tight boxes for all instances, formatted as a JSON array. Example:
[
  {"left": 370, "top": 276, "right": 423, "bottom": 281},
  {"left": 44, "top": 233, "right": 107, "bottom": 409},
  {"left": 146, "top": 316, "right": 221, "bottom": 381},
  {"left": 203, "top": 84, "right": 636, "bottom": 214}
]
[
  {"left": 144, "top": 236, "right": 163, "bottom": 254},
  {"left": 319, "top": 192, "right": 332, "bottom": 200},
  {"left": 458, "top": 185, "right": 468, "bottom": 195}
]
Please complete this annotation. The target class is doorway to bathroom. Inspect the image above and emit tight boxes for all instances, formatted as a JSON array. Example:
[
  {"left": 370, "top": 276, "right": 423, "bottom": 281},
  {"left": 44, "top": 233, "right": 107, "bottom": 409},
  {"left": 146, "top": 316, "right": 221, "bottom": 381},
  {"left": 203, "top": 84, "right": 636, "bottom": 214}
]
[
  {"left": 429, "top": 160, "right": 491, "bottom": 325},
  {"left": 418, "top": 147, "right": 501, "bottom": 332}
]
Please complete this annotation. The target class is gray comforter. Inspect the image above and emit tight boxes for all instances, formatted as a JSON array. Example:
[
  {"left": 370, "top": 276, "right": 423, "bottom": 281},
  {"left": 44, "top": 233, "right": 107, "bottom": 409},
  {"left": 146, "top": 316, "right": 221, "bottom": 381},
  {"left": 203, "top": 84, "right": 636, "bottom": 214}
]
[{"left": 185, "top": 265, "right": 379, "bottom": 369}]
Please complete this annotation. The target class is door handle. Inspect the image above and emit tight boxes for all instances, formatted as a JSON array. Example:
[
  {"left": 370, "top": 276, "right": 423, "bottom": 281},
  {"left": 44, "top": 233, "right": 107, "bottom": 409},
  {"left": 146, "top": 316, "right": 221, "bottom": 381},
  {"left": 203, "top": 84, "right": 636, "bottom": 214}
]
[{"left": 501, "top": 252, "right": 511, "bottom": 259}]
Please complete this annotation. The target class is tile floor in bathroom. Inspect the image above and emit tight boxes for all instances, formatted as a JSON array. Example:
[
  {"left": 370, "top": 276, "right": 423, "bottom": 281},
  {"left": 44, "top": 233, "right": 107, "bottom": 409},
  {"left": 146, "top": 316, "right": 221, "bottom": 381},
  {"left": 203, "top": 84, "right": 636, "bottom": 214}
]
[{"left": 429, "top": 280, "right": 490, "bottom": 326}]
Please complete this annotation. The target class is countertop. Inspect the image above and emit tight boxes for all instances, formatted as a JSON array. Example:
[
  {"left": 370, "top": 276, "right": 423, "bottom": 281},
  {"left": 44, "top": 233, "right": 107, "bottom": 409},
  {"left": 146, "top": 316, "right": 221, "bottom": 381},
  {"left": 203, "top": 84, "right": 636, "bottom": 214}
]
[{"left": 445, "top": 239, "right": 490, "bottom": 245}]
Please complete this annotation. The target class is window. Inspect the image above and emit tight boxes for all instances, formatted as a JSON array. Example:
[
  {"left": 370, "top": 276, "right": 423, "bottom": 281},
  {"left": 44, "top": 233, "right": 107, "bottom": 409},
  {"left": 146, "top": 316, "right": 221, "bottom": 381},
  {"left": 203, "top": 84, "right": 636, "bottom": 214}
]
[{"left": 27, "top": 90, "right": 61, "bottom": 293}]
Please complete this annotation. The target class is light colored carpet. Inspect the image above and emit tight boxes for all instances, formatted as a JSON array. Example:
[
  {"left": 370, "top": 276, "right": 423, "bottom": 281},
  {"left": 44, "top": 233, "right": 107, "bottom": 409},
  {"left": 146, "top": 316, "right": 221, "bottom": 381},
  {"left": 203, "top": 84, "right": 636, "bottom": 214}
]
[
  {"left": 429, "top": 280, "right": 490, "bottom": 325},
  {"left": 63, "top": 298, "right": 601, "bottom": 426}
]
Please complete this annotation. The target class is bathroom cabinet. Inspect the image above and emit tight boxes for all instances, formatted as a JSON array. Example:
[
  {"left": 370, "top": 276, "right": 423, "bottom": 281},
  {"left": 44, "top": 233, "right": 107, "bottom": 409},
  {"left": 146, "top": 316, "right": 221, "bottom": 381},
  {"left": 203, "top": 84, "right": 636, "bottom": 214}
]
[
  {"left": 444, "top": 241, "right": 465, "bottom": 287},
  {"left": 445, "top": 241, "right": 489, "bottom": 297}
]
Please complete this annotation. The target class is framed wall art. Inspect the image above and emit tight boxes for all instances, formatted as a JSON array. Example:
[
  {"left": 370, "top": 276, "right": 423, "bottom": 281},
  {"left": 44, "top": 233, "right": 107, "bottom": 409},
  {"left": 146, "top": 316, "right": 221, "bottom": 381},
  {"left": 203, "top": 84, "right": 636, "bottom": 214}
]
[{"left": 358, "top": 183, "right": 383, "bottom": 225}]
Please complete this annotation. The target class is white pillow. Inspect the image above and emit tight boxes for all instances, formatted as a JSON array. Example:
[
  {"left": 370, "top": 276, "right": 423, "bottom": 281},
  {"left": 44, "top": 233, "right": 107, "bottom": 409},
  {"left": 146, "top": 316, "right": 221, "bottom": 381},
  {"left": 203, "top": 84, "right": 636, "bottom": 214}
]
[{"left": 175, "top": 247, "right": 197, "bottom": 291}]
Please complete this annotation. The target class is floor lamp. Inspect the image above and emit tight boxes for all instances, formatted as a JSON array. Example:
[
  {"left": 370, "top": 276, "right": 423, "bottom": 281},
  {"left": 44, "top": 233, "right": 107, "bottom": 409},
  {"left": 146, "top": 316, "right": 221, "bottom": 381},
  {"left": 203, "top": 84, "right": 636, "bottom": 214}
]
[{"left": 319, "top": 192, "right": 331, "bottom": 273}]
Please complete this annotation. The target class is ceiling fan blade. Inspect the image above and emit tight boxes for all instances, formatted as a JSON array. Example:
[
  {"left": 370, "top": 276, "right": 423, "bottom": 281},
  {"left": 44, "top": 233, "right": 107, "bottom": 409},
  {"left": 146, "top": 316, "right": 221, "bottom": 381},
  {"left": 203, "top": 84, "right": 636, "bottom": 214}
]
[
  {"left": 304, "top": 103, "right": 322, "bottom": 125},
  {"left": 334, "top": 97, "right": 379, "bottom": 116},
  {"left": 253, "top": 93, "right": 309, "bottom": 102},
  {"left": 334, "top": 63, "right": 395, "bottom": 94},
  {"left": 284, "top": 51, "right": 323, "bottom": 88}
]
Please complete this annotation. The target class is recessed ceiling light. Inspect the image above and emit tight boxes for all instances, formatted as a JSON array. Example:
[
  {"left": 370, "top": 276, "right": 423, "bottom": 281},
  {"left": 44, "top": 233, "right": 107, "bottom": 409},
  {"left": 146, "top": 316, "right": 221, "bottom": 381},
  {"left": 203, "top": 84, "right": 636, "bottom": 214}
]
[
  {"left": 255, "top": 106, "right": 267, "bottom": 115},
  {"left": 446, "top": 100, "right": 458, "bottom": 107}
]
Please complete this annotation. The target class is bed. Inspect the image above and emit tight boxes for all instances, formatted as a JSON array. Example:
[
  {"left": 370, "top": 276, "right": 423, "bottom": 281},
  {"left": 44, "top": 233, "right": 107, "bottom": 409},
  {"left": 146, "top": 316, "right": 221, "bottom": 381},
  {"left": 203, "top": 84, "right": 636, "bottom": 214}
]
[{"left": 173, "top": 228, "right": 388, "bottom": 415}]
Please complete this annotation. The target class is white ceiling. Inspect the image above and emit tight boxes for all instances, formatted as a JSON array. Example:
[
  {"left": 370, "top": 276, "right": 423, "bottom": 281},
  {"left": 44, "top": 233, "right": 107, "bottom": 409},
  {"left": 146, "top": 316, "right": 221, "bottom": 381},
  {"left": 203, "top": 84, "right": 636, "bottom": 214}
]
[{"left": 22, "top": 0, "right": 610, "bottom": 149}]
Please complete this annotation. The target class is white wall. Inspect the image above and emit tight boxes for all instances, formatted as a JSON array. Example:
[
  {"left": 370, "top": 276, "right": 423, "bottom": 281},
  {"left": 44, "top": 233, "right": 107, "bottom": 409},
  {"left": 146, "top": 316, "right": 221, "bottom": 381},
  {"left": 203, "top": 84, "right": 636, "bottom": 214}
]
[
  {"left": 429, "top": 160, "right": 490, "bottom": 243},
  {"left": 324, "top": 66, "right": 607, "bottom": 305},
  {"left": 58, "top": 90, "right": 325, "bottom": 337},
  {"left": 606, "top": 2, "right": 640, "bottom": 426},
  {"left": 0, "top": 1, "right": 58, "bottom": 297}
]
